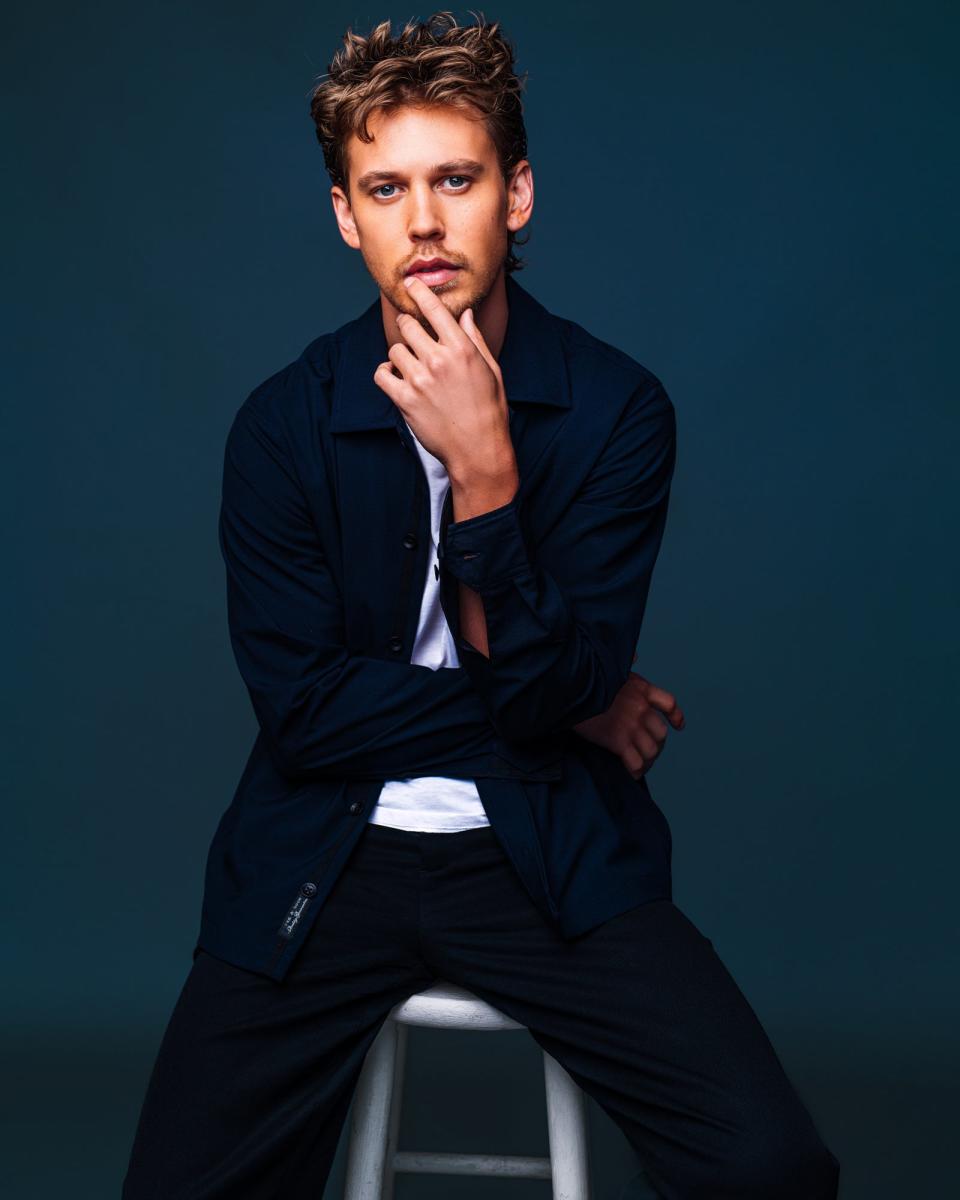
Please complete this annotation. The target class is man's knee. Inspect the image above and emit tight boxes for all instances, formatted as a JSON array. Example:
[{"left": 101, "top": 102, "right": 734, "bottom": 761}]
[
  {"left": 703, "top": 1132, "right": 841, "bottom": 1199},
  {"left": 667, "top": 1109, "right": 839, "bottom": 1200}
]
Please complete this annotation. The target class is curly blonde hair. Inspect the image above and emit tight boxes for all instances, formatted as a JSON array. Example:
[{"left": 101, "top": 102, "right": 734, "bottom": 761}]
[{"left": 309, "top": 9, "right": 531, "bottom": 272}]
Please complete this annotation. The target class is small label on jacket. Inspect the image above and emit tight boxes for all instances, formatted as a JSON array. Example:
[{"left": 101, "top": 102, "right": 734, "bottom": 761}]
[{"left": 278, "top": 894, "right": 311, "bottom": 939}]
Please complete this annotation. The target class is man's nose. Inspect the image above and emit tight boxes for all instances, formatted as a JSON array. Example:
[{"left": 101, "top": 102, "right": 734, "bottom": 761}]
[{"left": 406, "top": 182, "right": 444, "bottom": 241}]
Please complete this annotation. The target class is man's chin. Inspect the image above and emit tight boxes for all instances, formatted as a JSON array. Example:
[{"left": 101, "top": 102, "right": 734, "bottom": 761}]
[{"left": 396, "top": 287, "right": 470, "bottom": 326}]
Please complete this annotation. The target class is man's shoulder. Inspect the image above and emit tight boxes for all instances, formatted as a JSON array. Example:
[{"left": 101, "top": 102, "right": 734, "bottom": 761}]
[
  {"left": 547, "top": 301, "right": 671, "bottom": 415},
  {"left": 231, "top": 317, "right": 354, "bottom": 432}
]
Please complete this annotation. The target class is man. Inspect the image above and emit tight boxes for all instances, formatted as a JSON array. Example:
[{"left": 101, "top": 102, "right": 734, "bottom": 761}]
[{"left": 122, "top": 12, "right": 840, "bottom": 1198}]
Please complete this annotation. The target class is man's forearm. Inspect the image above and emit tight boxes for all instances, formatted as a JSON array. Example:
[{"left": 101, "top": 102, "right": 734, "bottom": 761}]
[
  {"left": 450, "top": 468, "right": 519, "bottom": 660},
  {"left": 438, "top": 380, "right": 676, "bottom": 743},
  {"left": 451, "top": 465, "right": 614, "bottom": 729}
]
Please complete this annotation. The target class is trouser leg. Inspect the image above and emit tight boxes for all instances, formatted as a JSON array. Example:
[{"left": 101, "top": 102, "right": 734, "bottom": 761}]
[
  {"left": 417, "top": 825, "right": 841, "bottom": 1200},
  {"left": 121, "top": 829, "right": 437, "bottom": 1199}
]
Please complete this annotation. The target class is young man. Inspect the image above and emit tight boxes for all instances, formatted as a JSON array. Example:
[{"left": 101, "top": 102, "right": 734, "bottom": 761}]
[{"left": 122, "top": 13, "right": 840, "bottom": 1199}]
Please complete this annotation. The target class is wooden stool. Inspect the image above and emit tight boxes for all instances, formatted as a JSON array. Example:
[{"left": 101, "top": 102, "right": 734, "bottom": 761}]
[{"left": 343, "top": 980, "right": 591, "bottom": 1199}]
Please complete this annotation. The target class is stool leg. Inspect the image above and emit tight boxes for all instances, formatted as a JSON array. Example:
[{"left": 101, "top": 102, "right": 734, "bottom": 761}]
[
  {"left": 543, "top": 1050, "right": 591, "bottom": 1199},
  {"left": 343, "top": 1018, "right": 399, "bottom": 1200},
  {"left": 381, "top": 1023, "right": 408, "bottom": 1200}
]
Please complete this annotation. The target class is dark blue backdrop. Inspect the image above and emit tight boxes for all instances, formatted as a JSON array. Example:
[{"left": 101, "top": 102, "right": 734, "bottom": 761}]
[{"left": 4, "top": 2, "right": 956, "bottom": 1196}]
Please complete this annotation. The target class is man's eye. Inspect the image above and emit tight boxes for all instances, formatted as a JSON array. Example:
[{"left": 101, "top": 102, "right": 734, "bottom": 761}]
[{"left": 371, "top": 176, "right": 472, "bottom": 199}]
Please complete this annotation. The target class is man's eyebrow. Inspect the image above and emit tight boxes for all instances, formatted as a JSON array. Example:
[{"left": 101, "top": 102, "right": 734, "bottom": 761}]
[{"left": 355, "top": 159, "right": 487, "bottom": 192}]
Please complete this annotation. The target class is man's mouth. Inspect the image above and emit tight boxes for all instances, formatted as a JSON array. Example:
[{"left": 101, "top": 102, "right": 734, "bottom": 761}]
[{"left": 404, "top": 258, "right": 461, "bottom": 286}]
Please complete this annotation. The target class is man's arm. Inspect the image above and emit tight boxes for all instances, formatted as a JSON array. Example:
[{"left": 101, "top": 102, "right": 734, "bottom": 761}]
[
  {"left": 453, "top": 469, "right": 520, "bottom": 657},
  {"left": 442, "top": 376, "right": 677, "bottom": 743},
  {"left": 220, "top": 397, "right": 503, "bottom": 780}
]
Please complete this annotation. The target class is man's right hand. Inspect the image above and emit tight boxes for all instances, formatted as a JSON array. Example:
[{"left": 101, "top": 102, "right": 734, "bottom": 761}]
[{"left": 571, "top": 662, "right": 685, "bottom": 780}]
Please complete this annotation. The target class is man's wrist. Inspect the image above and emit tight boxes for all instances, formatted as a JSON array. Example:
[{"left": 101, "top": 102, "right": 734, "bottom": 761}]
[{"left": 448, "top": 458, "right": 519, "bottom": 523}]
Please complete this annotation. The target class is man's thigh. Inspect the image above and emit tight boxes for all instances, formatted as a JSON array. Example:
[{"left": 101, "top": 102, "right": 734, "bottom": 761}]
[
  {"left": 122, "top": 833, "right": 436, "bottom": 1199},
  {"left": 423, "top": 844, "right": 839, "bottom": 1199}
]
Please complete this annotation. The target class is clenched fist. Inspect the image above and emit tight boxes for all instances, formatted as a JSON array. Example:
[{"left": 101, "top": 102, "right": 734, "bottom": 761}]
[{"left": 573, "top": 667, "right": 686, "bottom": 780}]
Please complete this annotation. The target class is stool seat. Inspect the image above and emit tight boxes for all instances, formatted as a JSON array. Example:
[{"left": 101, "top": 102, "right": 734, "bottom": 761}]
[
  {"left": 343, "top": 978, "right": 591, "bottom": 1199},
  {"left": 390, "top": 981, "right": 525, "bottom": 1031}
]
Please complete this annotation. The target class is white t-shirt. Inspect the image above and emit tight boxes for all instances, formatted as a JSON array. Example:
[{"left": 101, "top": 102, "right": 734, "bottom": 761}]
[{"left": 367, "top": 421, "right": 491, "bottom": 831}]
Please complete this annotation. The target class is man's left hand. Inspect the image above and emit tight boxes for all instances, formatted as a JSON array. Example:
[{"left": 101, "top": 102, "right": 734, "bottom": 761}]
[{"left": 573, "top": 664, "right": 687, "bottom": 780}]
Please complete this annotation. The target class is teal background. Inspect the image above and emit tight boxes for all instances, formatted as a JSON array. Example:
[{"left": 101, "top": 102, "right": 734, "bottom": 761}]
[{"left": 4, "top": 2, "right": 956, "bottom": 1196}]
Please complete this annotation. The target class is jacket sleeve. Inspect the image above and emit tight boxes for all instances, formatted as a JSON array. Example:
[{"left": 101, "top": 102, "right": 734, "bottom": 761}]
[
  {"left": 219, "top": 396, "right": 506, "bottom": 781},
  {"left": 439, "top": 376, "right": 677, "bottom": 742}
]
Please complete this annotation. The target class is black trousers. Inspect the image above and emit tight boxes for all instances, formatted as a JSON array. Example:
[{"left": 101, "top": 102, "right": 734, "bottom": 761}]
[{"left": 122, "top": 823, "right": 840, "bottom": 1199}]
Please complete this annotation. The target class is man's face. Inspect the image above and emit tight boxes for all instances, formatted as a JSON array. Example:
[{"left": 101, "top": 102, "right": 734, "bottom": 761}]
[{"left": 331, "top": 102, "right": 528, "bottom": 330}]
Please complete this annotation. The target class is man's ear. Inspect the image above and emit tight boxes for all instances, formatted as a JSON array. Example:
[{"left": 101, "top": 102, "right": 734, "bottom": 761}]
[{"left": 330, "top": 186, "right": 360, "bottom": 250}]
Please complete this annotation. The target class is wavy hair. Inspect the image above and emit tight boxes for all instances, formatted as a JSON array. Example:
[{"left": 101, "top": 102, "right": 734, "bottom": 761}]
[{"left": 309, "top": 9, "right": 531, "bottom": 273}]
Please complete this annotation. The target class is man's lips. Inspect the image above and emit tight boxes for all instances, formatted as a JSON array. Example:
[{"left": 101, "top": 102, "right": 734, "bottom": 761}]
[
  {"left": 405, "top": 257, "right": 458, "bottom": 275},
  {"left": 404, "top": 258, "right": 462, "bottom": 286}
]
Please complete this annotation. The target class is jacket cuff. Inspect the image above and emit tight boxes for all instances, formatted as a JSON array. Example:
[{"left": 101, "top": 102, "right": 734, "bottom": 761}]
[{"left": 439, "top": 494, "right": 530, "bottom": 592}]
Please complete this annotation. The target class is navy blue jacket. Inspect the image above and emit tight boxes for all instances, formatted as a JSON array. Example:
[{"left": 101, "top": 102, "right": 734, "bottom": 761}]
[{"left": 196, "top": 273, "right": 678, "bottom": 980}]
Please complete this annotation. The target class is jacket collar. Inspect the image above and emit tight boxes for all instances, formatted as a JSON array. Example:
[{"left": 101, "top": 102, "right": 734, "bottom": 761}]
[{"left": 329, "top": 273, "right": 571, "bottom": 433}]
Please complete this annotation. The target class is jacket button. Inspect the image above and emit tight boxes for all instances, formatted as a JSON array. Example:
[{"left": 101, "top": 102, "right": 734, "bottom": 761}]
[
  {"left": 388, "top": 636, "right": 403, "bottom": 653},
  {"left": 348, "top": 800, "right": 362, "bottom": 814},
  {"left": 300, "top": 882, "right": 318, "bottom": 897},
  {"left": 402, "top": 533, "right": 417, "bottom": 549}
]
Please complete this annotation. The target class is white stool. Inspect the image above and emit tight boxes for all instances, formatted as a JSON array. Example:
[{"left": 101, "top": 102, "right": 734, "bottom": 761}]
[{"left": 343, "top": 980, "right": 591, "bottom": 1199}]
